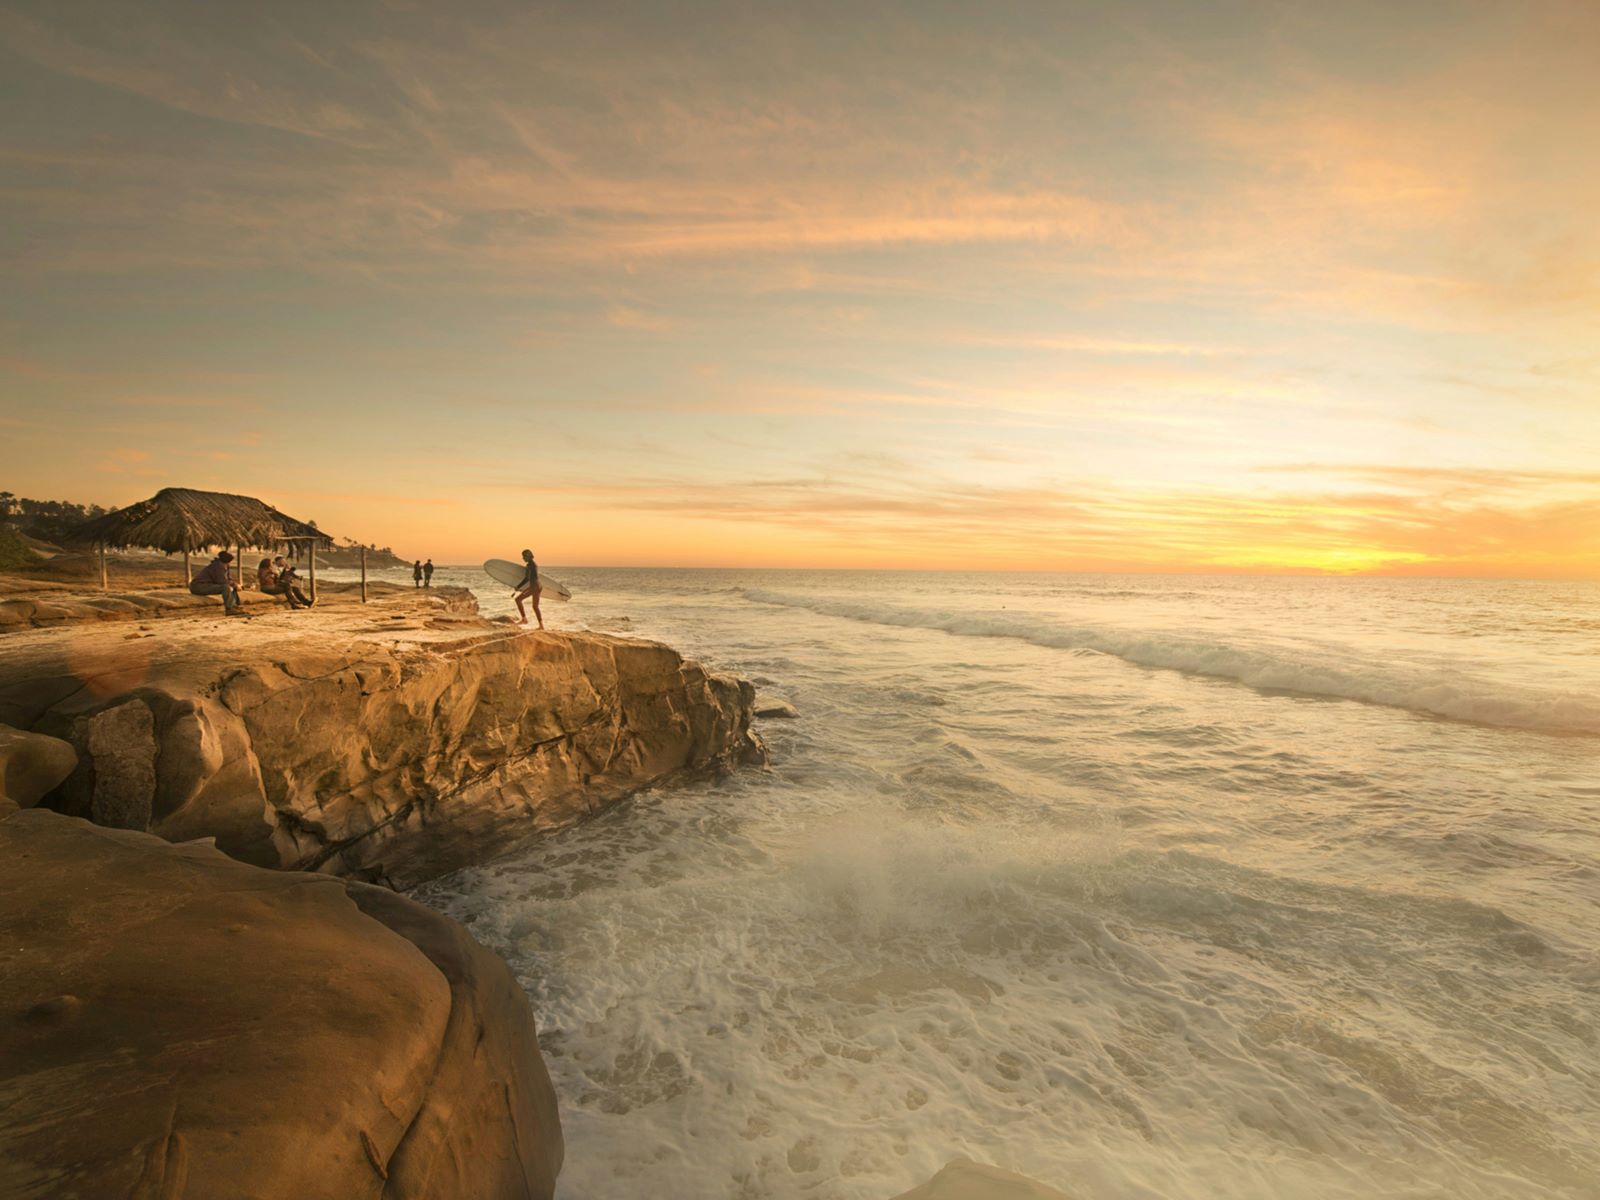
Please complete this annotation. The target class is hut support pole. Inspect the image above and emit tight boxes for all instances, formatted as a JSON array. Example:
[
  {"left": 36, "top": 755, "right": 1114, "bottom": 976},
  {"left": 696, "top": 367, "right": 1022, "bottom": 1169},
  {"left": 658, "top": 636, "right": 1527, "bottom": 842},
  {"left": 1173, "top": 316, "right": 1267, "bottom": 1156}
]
[
  {"left": 360, "top": 546, "right": 368, "bottom": 603},
  {"left": 309, "top": 542, "right": 317, "bottom": 603},
  {"left": 99, "top": 545, "right": 108, "bottom": 592},
  {"left": 183, "top": 550, "right": 191, "bottom": 587}
]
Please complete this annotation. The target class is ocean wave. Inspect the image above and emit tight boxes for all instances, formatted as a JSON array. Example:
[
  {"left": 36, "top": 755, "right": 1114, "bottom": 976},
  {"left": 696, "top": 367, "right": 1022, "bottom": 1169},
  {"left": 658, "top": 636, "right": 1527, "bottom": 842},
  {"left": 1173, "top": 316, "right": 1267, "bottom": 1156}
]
[{"left": 742, "top": 590, "right": 1600, "bottom": 735}]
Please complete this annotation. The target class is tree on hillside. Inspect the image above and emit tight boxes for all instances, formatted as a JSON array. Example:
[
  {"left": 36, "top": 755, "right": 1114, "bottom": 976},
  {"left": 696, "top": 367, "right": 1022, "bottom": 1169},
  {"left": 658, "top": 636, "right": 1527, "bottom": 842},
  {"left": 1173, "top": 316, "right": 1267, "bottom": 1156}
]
[{"left": 6, "top": 497, "right": 113, "bottom": 542}]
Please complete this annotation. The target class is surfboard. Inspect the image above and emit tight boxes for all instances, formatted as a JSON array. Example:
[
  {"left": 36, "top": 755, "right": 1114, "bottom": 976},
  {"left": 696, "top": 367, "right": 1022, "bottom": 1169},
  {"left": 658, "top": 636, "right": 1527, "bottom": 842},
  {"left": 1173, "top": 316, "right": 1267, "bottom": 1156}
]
[{"left": 482, "top": 559, "right": 572, "bottom": 601}]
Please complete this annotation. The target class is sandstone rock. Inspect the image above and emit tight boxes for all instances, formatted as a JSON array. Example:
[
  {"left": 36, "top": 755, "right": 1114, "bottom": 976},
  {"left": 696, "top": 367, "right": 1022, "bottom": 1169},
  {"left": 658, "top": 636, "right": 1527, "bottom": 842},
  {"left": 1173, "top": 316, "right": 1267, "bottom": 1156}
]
[
  {"left": 0, "top": 601, "right": 765, "bottom": 888},
  {"left": 0, "top": 808, "right": 562, "bottom": 1199},
  {"left": 85, "top": 699, "right": 157, "bottom": 829},
  {"left": 755, "top": 697, "right": 801, "bottom": 719},
  {"left": 890, "top": 1159, "right": 1077, "bottom": 1200},
  {"left": 0, "top": 578, "right": 473, "bottom": 631},
  {"left": 0, "top": 723, "right": 77, "bottom": 813}
]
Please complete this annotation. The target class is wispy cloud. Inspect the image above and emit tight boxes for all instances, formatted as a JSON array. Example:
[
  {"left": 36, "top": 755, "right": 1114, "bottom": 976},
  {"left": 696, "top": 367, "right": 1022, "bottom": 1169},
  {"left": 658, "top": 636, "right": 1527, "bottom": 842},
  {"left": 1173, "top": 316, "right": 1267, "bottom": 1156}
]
[
  {"left": 463, "top": 458, "right": 1600, "bottom": 575},
  {"left": 605, "top": 305, "right": 677, "bottom": 333},
  {"left": 93, "top": 447, "right": 151, "bottom": 474},
  {"left": 3, "top": 1, "right": 1596, "bottom": 573}
]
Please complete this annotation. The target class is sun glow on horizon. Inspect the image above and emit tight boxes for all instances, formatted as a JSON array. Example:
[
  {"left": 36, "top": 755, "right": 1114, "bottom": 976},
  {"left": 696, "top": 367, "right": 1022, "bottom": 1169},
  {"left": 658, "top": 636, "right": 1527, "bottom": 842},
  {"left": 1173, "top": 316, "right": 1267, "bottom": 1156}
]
[{"left": 1, "top": 2, "right": 1597, "bottom": 577}]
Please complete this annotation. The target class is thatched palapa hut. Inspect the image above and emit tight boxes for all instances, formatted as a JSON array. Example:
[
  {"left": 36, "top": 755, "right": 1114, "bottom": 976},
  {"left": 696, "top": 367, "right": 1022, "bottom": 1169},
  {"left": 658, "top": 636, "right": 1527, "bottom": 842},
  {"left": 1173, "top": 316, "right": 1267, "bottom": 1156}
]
[{"left": 71, "top": 487, "right": 334, "bottom": 595}]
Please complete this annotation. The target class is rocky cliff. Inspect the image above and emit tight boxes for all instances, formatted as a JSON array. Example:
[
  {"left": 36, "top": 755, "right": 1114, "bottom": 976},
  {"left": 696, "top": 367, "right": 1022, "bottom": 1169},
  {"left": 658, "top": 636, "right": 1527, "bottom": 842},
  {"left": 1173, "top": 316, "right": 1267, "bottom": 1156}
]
[
  {"left": 0, "top": 594, "right": 764, "bottom": 888},
  {"left": 0, "top": 806, "right": 563, "bottom": 1200}
]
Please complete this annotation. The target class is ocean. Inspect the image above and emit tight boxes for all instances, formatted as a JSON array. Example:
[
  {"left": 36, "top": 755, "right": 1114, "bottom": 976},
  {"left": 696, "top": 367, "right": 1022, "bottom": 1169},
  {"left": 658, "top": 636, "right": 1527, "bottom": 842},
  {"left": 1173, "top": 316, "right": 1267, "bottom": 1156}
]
[{"left": 383, "top": 567, "right": 1599, "bottom": 1199}]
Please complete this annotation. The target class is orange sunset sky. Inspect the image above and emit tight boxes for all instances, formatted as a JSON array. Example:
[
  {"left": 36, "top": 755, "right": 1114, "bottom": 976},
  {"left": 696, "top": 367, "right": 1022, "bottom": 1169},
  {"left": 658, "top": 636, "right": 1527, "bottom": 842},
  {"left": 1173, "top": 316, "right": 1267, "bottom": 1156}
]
[{"left": 2, "top": 1, "right": 1597, "bottom": 576}]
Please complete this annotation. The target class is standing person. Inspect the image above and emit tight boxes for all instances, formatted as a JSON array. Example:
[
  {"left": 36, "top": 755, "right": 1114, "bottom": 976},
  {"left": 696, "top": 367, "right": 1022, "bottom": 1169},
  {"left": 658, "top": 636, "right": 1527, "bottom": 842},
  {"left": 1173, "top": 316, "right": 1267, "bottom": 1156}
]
[
  {"left": 413, "top": 560, "right": 424, "bottom": 588},
  {"left": 190, "top": 551, "right": 246, "bottom": 616},
  {"left": 423, "top": 558, "right": 434, "bottom": 587},
  {"left": 513, "top": 548, "right": 543, "bottom": 629}
]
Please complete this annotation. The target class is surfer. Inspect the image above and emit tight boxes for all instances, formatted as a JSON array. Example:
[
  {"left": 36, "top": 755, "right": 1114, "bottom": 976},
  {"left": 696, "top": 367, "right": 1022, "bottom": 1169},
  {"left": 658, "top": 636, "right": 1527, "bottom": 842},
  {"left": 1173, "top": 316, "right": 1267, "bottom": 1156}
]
[{"left": 513, "top": 548, "right": 543, "bottom": 628}]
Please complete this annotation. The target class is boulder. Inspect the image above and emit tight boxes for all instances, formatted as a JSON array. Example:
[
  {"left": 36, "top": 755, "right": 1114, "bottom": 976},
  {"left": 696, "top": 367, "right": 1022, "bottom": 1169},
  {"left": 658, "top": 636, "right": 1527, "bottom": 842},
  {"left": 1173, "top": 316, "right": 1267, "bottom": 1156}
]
[
  {"left": 890, "top": 1159, "right": 1077, "bottom": 1200},
  {"left": 0, "top": 605, "right": 765, "bottom": 888},
  {"left": 0, "top": 723, "right": 77, "bottom": 814},
  {"left": 0, "top": 808, "right": 562, "bottom": 1199},
  {"left": 754, "top": 697, "right": 801, "bottom": 719}
]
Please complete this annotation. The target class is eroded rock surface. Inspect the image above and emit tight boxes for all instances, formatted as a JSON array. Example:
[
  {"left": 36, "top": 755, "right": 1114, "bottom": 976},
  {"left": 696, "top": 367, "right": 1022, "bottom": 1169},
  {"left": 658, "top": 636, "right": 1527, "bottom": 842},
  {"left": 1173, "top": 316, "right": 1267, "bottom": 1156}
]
[
  {"left": 0, "top": 576, "right": 461, "bottom": 630},
  {"left": 0, "top": 597, "right": 764, "bottom": 887},
  {"left": 0, "top": 723, "right": 76, "bottom": 814},
  {"left": 0, "top": 808, "right": 562, "bottom": 1200},
  {"left": 890, "top": 1159, "right": 1077, "bottom": 1200}
]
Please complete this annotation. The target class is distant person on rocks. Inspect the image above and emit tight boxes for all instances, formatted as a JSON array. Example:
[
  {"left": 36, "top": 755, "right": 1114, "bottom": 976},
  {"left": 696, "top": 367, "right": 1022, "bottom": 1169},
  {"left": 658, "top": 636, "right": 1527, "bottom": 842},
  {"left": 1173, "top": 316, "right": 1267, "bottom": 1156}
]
[
  {"left": 190, "top": 551, "right": 245, "bottom": 616},
  {"left": 271, "top": 556, "right": 313, "bottom": 608},
  {"left": 413, "top": 560, "right": 424, "bottom": 587},
  {"left": 513, "top": 548, "right": 543, "bottom": 629},
  {"left": 423, "top": 558, "right": 434, "bottom": 587}
]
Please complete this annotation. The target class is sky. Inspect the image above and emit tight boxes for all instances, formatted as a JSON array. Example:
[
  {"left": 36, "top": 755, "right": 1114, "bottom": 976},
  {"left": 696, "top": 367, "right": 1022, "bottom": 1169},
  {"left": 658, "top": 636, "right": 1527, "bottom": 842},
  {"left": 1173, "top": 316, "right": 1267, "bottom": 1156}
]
[{"left": 1, "top": 0, "right": 1597, "bottom": 575}]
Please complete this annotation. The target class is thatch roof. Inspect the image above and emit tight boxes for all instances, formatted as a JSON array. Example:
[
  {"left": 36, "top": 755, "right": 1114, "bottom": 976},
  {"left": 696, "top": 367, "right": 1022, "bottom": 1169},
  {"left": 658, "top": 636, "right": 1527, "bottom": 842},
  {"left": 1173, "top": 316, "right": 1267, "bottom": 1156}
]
[{"left": 69, "top": 488, "right": 333, "bottom": 554}]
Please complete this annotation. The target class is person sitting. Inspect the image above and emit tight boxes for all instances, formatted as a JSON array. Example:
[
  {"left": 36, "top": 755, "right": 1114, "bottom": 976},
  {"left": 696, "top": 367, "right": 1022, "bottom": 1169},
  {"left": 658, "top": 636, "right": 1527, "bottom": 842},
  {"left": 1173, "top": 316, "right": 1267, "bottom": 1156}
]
[
  {"left": 190, "top": 551, "right": 246, "bottom": 616},
  {"left": 273, "top": 556, "right": 313, "bottom": 608},
  {"left": 257, "top": 557, "right": 309, "bottom": 609}
]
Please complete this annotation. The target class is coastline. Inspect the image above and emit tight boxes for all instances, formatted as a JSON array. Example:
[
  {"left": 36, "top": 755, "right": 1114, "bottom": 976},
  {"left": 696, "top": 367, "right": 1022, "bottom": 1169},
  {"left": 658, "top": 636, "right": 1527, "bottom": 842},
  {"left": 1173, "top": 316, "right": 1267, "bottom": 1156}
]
[
  {"left": 0, "top": 581, "right": 766, "bottom": 886},
  {"left": 0, "top": 576, "right": 764, "bottom": 1197}
]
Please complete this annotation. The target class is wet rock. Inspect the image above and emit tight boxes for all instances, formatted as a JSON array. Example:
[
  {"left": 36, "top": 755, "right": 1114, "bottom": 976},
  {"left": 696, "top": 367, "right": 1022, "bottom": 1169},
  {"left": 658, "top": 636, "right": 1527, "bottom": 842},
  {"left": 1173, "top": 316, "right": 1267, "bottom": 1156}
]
[
  {"left": 755, "top": 698, "right": 801, "bottom": 719},
  {"left": 0, "top": 808, "right": 562, "bottom": 1199}
]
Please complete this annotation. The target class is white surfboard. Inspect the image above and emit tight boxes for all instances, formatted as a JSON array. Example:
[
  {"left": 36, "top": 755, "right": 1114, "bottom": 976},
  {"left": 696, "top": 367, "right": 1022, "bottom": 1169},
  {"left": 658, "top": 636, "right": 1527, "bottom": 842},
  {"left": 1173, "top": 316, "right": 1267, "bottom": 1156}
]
[{"left": 482, "top": 559, "right": 572, "bottom": 600}]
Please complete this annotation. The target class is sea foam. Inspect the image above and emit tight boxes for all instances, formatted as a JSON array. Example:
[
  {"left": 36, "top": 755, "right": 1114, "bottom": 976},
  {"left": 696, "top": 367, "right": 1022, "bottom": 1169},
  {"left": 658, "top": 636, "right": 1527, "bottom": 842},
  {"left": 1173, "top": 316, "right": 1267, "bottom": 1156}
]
[{"left": 743, "top": 589, "right": 1600, "bottom": 735}]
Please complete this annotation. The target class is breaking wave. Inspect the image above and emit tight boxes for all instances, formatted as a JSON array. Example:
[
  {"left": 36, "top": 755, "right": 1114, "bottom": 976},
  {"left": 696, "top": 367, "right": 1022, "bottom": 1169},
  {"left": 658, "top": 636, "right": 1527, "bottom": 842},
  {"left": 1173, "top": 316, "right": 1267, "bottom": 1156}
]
[{"left": 743, "top": 589, "right": 1600, "bottom": 735}]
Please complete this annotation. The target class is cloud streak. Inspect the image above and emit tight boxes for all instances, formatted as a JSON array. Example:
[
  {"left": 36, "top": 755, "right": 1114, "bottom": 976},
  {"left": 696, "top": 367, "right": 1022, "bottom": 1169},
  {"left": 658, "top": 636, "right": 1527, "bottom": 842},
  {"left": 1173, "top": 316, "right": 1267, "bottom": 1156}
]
[
  {"left": 468, "top": 461, "right": 1600, "bottom": 576},
  {"left": 3, "top": 1, "right": 1595, "bottom": 573}
]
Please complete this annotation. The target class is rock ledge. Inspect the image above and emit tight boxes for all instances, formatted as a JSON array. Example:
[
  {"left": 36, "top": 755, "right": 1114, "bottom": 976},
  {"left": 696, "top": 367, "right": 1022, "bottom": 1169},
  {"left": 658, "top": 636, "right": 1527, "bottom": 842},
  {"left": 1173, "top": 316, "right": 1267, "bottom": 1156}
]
[{"left": 0, "top": 594, "right": 764, "bottom": 887}]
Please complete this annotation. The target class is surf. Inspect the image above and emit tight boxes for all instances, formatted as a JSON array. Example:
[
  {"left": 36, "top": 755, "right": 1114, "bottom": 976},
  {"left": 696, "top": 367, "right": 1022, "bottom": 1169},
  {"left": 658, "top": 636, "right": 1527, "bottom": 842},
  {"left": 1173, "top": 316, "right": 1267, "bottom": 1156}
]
[{"left": 742, "top": 589, "right": 1600, "bottom": 736}]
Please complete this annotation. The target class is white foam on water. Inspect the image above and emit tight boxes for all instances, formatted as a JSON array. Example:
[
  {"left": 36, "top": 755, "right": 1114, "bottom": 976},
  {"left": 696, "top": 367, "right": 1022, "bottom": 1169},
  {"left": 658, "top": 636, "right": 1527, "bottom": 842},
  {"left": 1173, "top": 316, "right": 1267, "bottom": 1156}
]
[
  {"left": 419, "top": 802, "right": 1600, "bottom": 1200},
  {"left": 742, "top": 589, "right": 1600, "bottom": 736},
  {"left": 401, "top": 569, "right": 1600, "bottom": 1199}
]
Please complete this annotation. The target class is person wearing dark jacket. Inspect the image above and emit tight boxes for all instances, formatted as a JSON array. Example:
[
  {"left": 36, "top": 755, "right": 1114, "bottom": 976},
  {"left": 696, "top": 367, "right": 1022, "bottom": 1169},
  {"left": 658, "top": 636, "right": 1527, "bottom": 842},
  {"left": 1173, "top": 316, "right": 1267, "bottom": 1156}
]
[
  {"left": 423, "top": 559, "right": 434, "bottom": 587},
  {"left": 190, "top": 551, "right": 245, "bottom": 615},
  {"left": 413, "top": 560, "right": 424, "bottom": 587}
]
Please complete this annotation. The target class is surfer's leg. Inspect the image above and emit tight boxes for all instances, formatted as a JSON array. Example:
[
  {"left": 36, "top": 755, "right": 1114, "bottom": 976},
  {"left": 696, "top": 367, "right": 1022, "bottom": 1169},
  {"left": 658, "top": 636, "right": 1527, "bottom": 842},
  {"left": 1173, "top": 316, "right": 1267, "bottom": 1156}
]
[
  {"left": 532, "top": 587, "right": 543, "bottom": 629},
  {"left": 514, "top": 587, "right": 530, "bottom": 623}
]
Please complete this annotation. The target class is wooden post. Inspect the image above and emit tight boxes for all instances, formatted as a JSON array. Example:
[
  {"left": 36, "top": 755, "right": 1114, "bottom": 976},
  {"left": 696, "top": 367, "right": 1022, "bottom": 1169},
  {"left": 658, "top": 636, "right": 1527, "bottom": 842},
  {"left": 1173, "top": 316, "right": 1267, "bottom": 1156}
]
[
  {"left": 183, "top": 549, "right": 192, "bottom": 587},
  {"left": 360, "top": 545, "right": 368, "bottom": 603},
  {"left": 99, "top": 544, "right": 108, "bottom": 592},
  {"left": 308, "top": 541, "right": 317, "bottom": 603}
]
